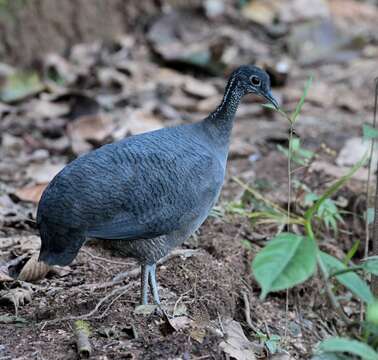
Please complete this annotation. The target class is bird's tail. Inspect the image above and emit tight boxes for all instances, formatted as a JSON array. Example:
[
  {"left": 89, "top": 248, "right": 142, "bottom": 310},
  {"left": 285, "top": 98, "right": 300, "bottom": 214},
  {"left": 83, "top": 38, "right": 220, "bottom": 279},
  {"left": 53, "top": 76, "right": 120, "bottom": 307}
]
[{"left": 38, "top": 222, "right": 86, "bottom": 266}]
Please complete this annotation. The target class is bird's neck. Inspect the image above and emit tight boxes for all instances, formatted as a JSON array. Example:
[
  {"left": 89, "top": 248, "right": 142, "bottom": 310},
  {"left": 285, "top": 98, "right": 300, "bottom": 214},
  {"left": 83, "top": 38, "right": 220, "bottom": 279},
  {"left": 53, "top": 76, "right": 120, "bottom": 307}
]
[{"left": 203, "top": 76, "right": 244, "bottom": 147}]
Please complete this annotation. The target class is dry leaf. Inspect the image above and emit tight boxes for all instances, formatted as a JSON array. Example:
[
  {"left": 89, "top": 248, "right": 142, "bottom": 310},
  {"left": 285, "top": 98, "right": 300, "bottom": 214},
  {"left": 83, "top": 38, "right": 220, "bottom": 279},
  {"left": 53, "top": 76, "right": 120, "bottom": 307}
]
[
  {"left": 310, "top": 161, "right": 369, "bottom": 182},
  {"left": 336, "top": 137, "right": 376, "bottom": 169},
  {"left": 134, "top": 304, "right": 157, "bottom": 315},
  {"left": 69, "top": 114, "right": 114, "bottom": 142},
  {"left": 330, "top": 0, "right": 378, "bottom": 24},
  {"left": 160, "top": 312, "right": 194, "bottom": 336},
  {"left": 1, "top": 287, "right": 33, "bottom": 316},
  {"left": 0, "top": 253, "right": 29, "bottom": 282},
  {"left": 0, "top": 236, "right": 18, "bottom": 250},
  {"left": 278, "top": 0, "right": 330, "bottom": 23},
  {"left": 68, "top": 113, "right": 115, "bottom": 155},
  {"left": 25, "top": 162, "right": 65, "bottom": 183},
  {"left": 12, "top": 235, "right": 41, "bottom": 254},
  {"left": 183, "top": 78, "right": 218, "bottom": 99},
  {"left": 241, "top": 0, "right": 277, "bottom": 26},
  {"left": 18, "top": 253, "right": 50, "bottom": 282},
  {"left": 197, "top": 95, "right": 222, "bottom": 113},
  {"left": 167, "top": 316, "right": 193, "bottom": 332},
  {"left": 44, "top": 53, "right": 78, "bottom": 85},
  {"left": 27, "top": 98, "right": 70, "bottom": 118},
  {"left": 219, "top": 319, "right": 257, "bottom": 360},
  {"left": 49, "top": 265, "right": 72, "bottom": 278},
  {"left": 0, "top": 272, "right": 13, "bottom": 282},
  {"left": 190, "top": 325, "right": 207, "bottom": 343},
  {"left": 114, "top": 110, "right": 164, "bottom": 140},
  {"left": 14, "top": 183, "right": 47, "bottom": 203}
]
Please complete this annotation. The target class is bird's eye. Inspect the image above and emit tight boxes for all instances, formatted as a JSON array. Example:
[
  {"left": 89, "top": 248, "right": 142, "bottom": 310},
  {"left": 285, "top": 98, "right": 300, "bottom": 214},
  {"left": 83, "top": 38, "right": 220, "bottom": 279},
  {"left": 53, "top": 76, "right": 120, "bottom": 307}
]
[{"left": 250, "top": 75, "right": 261, "bottom": 86}]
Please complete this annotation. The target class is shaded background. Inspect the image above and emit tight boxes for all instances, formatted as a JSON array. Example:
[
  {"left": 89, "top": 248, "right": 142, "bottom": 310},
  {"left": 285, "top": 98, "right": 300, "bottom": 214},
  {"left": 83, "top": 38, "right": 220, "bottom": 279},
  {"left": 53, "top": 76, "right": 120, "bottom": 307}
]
[{"left": 1, "top": 0, "right": 378, "bottom": 359}]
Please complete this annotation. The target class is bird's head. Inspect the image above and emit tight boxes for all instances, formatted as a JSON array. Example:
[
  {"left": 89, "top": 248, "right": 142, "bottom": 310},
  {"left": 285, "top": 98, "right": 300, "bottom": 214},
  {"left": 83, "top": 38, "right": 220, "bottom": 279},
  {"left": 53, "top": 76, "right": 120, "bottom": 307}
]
[{"left": 232, "top": 65, "right": 279, "bottom": 109}]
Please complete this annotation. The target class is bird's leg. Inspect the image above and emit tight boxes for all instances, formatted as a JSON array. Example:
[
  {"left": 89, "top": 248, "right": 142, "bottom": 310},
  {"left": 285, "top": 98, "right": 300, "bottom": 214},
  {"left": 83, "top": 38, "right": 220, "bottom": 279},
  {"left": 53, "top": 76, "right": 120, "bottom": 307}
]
[
  {"left": 141, "top": 264, "right": 149, "bottom": 305},
  {"left": 148, "top": 263, "right": 160, "bottom": 305}
]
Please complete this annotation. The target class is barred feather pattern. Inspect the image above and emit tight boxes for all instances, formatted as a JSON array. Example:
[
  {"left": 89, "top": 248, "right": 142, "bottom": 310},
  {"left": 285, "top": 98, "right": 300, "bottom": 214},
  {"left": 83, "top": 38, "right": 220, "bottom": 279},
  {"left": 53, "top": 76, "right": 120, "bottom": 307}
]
[{"left": 37, "top": 65, "right": 267, "bottom": 267}]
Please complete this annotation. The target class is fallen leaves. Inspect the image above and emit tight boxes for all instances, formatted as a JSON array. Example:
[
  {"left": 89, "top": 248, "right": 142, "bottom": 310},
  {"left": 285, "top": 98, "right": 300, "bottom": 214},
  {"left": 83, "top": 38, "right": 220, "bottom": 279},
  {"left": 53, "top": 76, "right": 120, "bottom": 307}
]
[
  {"left": 0, "top": 287, "right": 33, "bottom": 316},
  {"left": 113, "top": 109, "right": 164, "bottom": 140},
  {"left": 25, "top": 161, "right": 65, "bottom": 184},
  {"left": 68, "top": 113, "right": 115, "bottom": 155},
  {"left": 0, "top": 71, "right": 44, "bottom": 103},
  {"left": 0, "top": 235, "right": 52, "bottom": 285},
  {"left": 219, "top": 319, "right": 257, "bottom": 360},
  {"left": 241, "top": 0, "right": 277, "bottom": 26},
  {"left": 14, "top": 183, "right": 47, "bottom": 204},
  {"left": 310, "top": 161, "right": 369, "bottom": 182},
  {"left": 183, "top": 78, "right": 218, "bottom": 99}
]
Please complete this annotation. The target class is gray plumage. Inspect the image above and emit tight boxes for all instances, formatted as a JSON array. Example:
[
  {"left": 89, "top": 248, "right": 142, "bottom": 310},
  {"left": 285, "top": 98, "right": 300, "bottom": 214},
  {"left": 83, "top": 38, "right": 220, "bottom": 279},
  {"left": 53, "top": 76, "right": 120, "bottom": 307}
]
[{"left": 37, "top": 65, "right": 278, "bottom": 304}]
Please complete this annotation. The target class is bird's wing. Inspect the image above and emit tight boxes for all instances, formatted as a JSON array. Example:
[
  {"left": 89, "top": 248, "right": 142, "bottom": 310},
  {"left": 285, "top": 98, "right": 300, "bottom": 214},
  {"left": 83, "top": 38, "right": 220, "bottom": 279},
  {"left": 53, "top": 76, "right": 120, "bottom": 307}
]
[
  {"left": 38, "top": 128, "right": 224, "bottom": 241},
  {"left": 85, "top": 139, "right": 223, "bottom": 240}
]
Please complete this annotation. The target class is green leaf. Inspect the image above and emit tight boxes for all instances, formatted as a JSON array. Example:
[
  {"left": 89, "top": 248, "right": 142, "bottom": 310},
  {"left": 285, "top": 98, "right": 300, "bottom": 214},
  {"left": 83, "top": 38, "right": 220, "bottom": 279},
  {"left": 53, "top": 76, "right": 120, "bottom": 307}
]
[
  {"left": 252, "top": 233, "right": 317, "bottom": 299},
  {"left": 262, "top": 103, "right": 288, "bottom": 119},
  {"left": 320, "top": 252, "right": 375, "bottom": 304},
  {"left": 343, "top": 240, "right": 360, "bottom": 265},
  {"left": 0, "top": 71, "right": 44, "bottom": 103},
  {"left": 262, "top": 103, "right": 277, "bottom": 110},
  {"left": 305, "top": 193, "right": 320, "bottom": 206},
  {"left": 363, "top": 124, "right": 378, "bottom": 140},
  {"left": 240, "top": 239, "right": 252, "bottom": 251},
  {"left": 317, "top": 337, "right": 378, "bottom": 360},
  {"left": 291, "top": 75, "right": 313, "bottom": 124},
  {"left": 362, "top": 258, "right": 378, "bottom": 276},
  {"left": 265, "top": 334, "right": 281, "bottom": 354},
  {"left": 291, "top": 137, "right": 300, "bottom": 151}
]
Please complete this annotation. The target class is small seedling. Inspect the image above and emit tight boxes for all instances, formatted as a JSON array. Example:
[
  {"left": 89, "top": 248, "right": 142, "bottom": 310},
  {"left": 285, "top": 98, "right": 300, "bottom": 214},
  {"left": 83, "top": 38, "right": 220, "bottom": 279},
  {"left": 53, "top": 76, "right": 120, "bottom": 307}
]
[{"left": 236, "top": 76, "right": 378, "bottom": 358}]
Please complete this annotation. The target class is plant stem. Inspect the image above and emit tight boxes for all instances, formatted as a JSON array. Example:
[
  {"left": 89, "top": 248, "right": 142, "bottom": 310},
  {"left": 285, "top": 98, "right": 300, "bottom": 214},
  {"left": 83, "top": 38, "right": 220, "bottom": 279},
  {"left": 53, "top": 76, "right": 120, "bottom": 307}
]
[
  {"left": 329, "top": 266, "right": 365, "bottom": 278},
  {"left": 316, "top": 252, "right": 352, "bottom": 325},
  {"left": 372, "top": 78, "right": 378, "bottom": 296},
  {"left": 287, "top": 125, "right": 294, "bottom": 230},
  {"left": 304, "top": 219, "right": 351, "bottom": 324}
]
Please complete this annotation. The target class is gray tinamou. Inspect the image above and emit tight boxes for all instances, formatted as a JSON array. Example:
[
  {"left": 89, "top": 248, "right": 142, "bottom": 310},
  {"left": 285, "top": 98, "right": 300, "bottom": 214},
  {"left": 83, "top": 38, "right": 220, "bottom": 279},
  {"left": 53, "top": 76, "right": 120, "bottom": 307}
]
[{"left": 38, "top": 65, "right": 278, "bottom": 305}]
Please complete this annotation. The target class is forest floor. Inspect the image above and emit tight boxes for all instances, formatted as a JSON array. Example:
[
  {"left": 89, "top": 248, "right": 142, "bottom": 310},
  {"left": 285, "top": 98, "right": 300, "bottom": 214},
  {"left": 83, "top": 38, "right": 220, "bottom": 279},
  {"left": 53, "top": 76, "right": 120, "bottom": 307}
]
[{"left": 1, "top": 1, "right": 378, "bottom": 359}]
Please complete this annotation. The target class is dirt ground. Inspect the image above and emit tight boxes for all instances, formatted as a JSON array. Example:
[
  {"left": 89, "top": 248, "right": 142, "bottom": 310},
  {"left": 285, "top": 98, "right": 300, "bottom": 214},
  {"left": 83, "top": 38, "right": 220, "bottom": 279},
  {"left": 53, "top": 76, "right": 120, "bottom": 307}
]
[{"left": 1, "top": 1, "right": 378, "bottom": 359}]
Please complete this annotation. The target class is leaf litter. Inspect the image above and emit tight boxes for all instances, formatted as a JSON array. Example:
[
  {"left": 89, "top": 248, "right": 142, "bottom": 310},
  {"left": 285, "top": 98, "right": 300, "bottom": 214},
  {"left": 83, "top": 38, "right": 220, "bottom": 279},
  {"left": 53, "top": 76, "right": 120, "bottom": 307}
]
[{"left": 0, "top": 0, "right": 377, "bottom": 358}]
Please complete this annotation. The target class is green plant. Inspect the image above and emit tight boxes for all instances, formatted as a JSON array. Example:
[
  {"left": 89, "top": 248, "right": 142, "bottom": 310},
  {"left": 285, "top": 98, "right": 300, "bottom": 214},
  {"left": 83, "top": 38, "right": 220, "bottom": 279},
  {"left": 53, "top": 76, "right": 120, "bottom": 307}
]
[
  {"left": 304, "top": 193, "right": 343, "bottom": 234},
  {"left": 234, "top": 77, "right": 378, "bottom": 359},
  {"left": 277, "top": 137, "right": 315, "bottom": 166}
]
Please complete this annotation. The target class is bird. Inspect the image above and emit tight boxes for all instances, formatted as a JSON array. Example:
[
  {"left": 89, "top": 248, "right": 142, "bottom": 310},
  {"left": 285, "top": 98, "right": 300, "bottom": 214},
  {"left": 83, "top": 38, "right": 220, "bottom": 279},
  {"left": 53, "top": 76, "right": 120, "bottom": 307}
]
[{"left": 37, "top": 65, "right": 278, "bottom": 305}]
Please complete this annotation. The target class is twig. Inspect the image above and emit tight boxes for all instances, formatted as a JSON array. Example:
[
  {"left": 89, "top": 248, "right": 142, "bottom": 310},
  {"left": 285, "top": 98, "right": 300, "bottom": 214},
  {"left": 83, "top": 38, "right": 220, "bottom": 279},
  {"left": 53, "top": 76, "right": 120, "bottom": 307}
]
[
  {"left": 284, "top": 124, "right": 295, "bottom": 338},
  {"left": 81, "top": 248, "right": 133, "bottom": 266},
  {"left": 316, "top": 253, "right": 352, "bottom": 325},
  {"left": 41, "top": 283, "right": 134, "bottom": 326},
  {"left": 0, "top": 253, "right": 29, "bottom": 274},
  {"left": 172, "top": 288, "right": 193, "bottom": 316},
  {"left": 74, "top": 320, "right": 92, "bottom": 358},
  {"left": 242, "top": 291, "right": 259, "bottom": 333},
  {"left": 80, "top": 248, "right": 203, "bottom": 291}
]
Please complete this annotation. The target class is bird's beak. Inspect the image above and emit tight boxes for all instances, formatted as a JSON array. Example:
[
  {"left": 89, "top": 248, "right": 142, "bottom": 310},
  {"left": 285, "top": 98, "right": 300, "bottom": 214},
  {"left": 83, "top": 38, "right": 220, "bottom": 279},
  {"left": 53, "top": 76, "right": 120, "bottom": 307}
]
[{"left": 264, "top": 91, "right": 279, "bottom": 110}]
